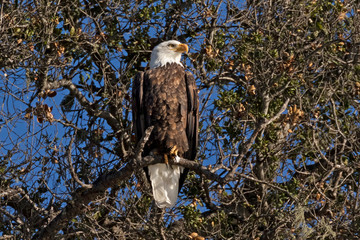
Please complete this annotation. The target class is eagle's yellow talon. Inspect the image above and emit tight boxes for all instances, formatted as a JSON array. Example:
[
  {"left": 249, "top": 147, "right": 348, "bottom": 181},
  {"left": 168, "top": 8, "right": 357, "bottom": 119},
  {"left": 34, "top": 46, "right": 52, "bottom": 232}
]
[
  {"left": 164, "top": 154, "right": 169, "bottom": 165},
  {"left": 169, "top": 145, "right": 178, "bottom": 157}
]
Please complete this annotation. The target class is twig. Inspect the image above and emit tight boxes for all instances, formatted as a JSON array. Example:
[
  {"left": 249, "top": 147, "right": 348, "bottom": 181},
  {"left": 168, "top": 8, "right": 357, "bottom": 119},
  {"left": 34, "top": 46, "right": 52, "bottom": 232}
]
[
  {"left": 134, "top": 126, "right": 154, "bottom": 161},
  {"left": 67, "top": 130, "right": 92, "bottom": 189},
  {"left": 0, "top": 188, "right": 18, "bottom": 198}
]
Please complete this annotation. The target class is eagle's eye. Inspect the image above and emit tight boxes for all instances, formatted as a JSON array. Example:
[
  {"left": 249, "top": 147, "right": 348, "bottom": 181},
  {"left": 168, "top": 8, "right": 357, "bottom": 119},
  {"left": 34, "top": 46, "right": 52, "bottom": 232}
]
[{"left": 167, "top": 43, "right": 175, "bottom": 48}]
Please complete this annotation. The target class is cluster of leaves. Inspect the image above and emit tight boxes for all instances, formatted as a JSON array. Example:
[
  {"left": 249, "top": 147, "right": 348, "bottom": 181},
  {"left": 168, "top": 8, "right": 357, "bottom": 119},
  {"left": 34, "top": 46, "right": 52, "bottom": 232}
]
[{"left": 1, "top": 0, "right": 360, "bottom": 239}]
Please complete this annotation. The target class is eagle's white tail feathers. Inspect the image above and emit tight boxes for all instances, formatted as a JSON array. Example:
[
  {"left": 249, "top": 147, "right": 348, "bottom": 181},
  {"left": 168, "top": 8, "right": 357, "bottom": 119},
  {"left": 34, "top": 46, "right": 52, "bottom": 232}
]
[{"left": 148, "top": 163, "right": 184, "bottom": 208}]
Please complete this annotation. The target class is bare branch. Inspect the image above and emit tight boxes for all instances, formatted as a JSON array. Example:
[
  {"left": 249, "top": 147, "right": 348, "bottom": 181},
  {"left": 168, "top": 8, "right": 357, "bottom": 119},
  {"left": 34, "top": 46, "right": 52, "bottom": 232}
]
[{"left": 66, "top": 131, "right": 92, "bottom": 189}]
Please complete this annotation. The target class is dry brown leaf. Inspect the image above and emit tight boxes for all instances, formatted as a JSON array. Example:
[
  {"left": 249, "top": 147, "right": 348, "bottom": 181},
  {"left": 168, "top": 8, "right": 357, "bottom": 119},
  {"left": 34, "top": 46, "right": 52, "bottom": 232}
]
[
  {"left": 189, "top": 232, "right": 198, "bottom": 239},
  {"left": 228, "top": 60, "right": 234, "bottom": 70},
  {"left": 316, "top": 193, "right": 321, "bottom": 201},
  {"left": 47, "top": 90, "right": 57, "bottom": 97},
  {"left": 24, "top": 112, "right": 32, "bottom": 119},
  {"left": 205, "top": 45, "right": 213, "bottom": 57},
  {"left": 355, "top": 82, "right": 360, "bottom": 89},
  {"left": 338, "top": 11, "right": 347, "bottom": 21},
  {"left": 248, "top": 85, "right": 256, "bottom": 95},
  {"left": 37, "top": 116, "right": 44, "bottom": 123},
  {"left": 29, "top": 43, "right": 34, "bottom": 51}
]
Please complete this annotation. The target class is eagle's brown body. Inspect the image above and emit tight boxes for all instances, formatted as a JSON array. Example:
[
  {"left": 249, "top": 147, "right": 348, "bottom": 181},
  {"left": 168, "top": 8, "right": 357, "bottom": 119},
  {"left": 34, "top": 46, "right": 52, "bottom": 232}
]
[{"left": 133, "top": 62, "right": 199, "bottom": 201}]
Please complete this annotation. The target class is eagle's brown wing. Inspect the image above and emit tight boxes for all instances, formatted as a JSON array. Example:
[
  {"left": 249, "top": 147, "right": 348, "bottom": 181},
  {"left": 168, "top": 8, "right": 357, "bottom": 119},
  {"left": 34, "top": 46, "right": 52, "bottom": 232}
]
[
  {"left": 132, "top": 71, "right": 145, "bottom": 144},
  {"left": 184, "top": 71, "right": 199, "bottom": 160},
  {"left": 179, "top": 71, "right": 199, "bottom": 191}
]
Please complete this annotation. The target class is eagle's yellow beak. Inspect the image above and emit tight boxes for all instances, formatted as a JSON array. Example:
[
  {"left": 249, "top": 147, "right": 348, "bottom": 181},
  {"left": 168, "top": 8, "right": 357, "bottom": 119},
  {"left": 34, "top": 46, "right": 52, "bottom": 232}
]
[{"left": 174, "top": 43, "right": 188, "bottom": 53}]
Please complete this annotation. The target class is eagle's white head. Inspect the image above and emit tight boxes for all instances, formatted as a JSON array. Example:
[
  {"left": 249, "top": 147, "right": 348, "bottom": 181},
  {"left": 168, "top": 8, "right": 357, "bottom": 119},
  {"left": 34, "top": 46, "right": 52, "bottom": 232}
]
[{"left": 149, "top": 40, "right": 188, "bottom": 69}]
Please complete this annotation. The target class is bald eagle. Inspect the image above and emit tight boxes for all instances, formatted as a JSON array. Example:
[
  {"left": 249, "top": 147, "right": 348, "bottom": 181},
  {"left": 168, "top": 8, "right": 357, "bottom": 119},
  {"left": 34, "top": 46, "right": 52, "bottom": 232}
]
[{"left": 132, "top": 40, "right": 199, "bottom": 208}]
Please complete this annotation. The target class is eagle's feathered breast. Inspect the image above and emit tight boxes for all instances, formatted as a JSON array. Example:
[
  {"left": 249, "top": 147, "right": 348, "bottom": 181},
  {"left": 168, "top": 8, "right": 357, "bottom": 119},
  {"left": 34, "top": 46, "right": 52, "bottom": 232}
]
[{"left": 143, "top": 63, "right": 189, "bottom": 156}]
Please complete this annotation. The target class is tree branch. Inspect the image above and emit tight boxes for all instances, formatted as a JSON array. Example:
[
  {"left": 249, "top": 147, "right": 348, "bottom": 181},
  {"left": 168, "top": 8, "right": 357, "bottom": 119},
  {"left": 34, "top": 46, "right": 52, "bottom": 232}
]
[
  {"left": 67, "top": 130, "right": 93, "bottom": 189},
  {"left": 45, "top": 79, "right": 120, "bottom": 131}
]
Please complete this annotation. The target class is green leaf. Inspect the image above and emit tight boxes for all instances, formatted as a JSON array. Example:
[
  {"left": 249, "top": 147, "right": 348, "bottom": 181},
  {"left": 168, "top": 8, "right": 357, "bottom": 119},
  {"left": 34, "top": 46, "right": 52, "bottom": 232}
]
[{"left": 70, "top": 26, "right": 76, "bottom": 36}]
